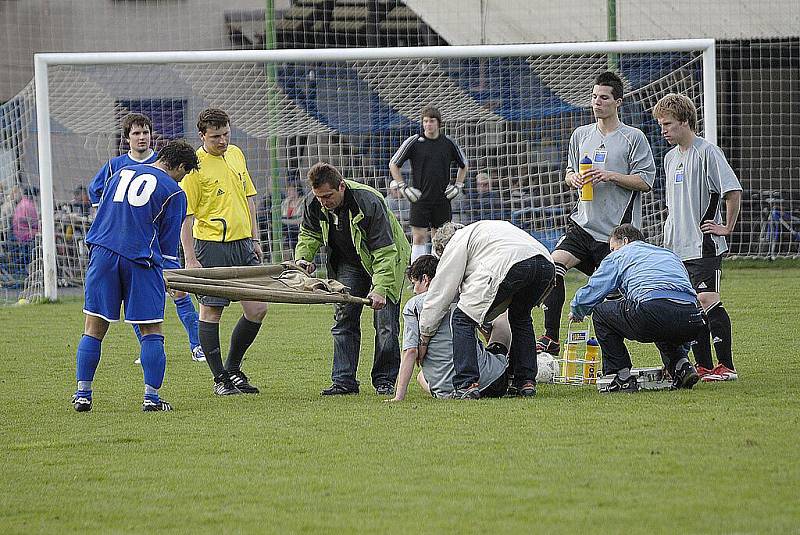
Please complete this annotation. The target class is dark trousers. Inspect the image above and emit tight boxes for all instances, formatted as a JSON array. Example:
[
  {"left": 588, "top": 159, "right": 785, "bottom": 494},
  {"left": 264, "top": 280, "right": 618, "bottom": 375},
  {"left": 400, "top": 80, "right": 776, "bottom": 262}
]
[
  {"left": 330, "top": 261, "right": 400, "bottom": 390},
  {"left": 451, "top": 255, "right": 555, "bottom": 390},
  {"left": 593, "top": 298, "right": 705, "bottom": 376}
]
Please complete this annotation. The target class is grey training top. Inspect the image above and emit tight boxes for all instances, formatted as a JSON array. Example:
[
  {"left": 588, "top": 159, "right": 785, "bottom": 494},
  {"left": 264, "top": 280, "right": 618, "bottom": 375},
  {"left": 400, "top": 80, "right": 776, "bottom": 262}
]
[
  {"left": 403, "top": 293, "right": 507, "bottom": 398},
  {"left": 662, "top": 136, "right": 742, "bottom": 261},
  {"left": 566, "top": 122, "right": 656, "bottom": 241}
]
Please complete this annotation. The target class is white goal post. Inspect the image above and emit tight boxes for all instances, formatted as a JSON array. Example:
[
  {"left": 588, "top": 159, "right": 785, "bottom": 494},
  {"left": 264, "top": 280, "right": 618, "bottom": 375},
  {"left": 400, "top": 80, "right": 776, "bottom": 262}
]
[{"left": 34, "top": 38, "right": 717, "bottom": 301}]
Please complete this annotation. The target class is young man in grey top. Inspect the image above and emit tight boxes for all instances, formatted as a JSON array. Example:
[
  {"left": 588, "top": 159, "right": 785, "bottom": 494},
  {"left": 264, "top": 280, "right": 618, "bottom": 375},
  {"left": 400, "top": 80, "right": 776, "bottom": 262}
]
[
  {"left": 539, "top": 71, "right": 656, "bottom": 356},
  {"left": 654, "top": 93, "right": 742, "bottom": 382},
  {"left": 388, "top": 255, "right": 510, "bottom": 401}
]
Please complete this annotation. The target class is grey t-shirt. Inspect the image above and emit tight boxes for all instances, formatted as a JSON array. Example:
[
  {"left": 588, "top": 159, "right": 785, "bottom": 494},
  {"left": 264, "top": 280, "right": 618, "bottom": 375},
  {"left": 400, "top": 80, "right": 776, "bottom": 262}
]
[
  {"left": 662, "top": 136, "right": 742, "bottom": 261},
  {"left": 402, "top": 293, "right": 507, "bottom": 398},
  {"left": 566, "top": 122, "right": 656, "bottom": 241}
]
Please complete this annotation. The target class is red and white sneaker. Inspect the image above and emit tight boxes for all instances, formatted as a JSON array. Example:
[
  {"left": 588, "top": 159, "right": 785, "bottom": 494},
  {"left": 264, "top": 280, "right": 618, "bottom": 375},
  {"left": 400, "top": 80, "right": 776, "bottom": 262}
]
[
  {"left": 712, "top": 364, "right": 738, "bottom": 381},
  {"left": 536, "top": 335, "right": 561, "bottom": 356},
  {"left": 696, "top": 365, "right": 723, "bottom": 382}
]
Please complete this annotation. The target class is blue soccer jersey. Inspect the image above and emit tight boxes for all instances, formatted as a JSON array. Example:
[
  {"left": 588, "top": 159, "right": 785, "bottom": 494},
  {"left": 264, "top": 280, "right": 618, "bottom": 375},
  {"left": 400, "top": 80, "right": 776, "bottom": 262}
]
[
  {"left": 88, "top": 152, "right": 159, "bottom": 206},
  {"left": 87, "top": 163, "right": 187, "bottom": 268}
]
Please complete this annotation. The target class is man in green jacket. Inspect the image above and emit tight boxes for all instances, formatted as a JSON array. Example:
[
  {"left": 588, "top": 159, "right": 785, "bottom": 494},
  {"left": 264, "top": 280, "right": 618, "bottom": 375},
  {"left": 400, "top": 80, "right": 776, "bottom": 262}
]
[{"left": 295, "top": 162, "right": 411, "bottom": 396}]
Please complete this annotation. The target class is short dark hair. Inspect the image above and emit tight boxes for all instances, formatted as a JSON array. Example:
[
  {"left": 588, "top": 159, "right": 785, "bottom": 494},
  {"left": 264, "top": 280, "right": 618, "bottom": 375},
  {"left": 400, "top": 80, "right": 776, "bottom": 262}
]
[
  {"left": 157, "top": 140, "right": 200, "bottom": 173},
  {"left": 307, "top": 162, "right": 344, "bottom": 189},
  {"left": 421, "top": 105, "right": 442, "bottom": 124},
  {"left": 595, "top": 71, "right": 624, "bottom": 100},
  {"left": 610, "top": 224, "right": 645, "bottom": 243},
  {"left": 122, "top": 113, "right": 152, "bottom": 139},
  {"left": 197, "top": 108, "right": 230, "bottom": 134},
  {"left": 407, "top": 254, "right": 438, "bottom": 281}
]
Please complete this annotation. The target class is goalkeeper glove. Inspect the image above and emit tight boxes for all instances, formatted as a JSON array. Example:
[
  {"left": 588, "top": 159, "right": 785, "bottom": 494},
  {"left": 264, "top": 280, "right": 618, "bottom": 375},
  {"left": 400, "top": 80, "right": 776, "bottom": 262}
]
[
  {"left": 391, "top": 180, "right": 421, "bottom": 203},
  {"left": 444, "top": 183, "right": 463, "bottom": 200}
]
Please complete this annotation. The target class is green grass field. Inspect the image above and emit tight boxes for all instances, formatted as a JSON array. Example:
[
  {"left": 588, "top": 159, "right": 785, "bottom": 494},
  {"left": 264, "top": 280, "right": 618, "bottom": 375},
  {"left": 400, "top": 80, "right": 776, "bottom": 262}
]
[{"left": 2, "top": 266, "right": 799, "bottom": 533}]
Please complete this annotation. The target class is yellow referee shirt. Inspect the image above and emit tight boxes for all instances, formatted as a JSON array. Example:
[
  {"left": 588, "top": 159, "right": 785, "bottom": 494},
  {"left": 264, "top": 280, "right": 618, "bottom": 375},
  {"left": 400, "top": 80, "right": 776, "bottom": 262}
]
[{"left": 181, "top": 144, "right": 257, "bottom": 242}]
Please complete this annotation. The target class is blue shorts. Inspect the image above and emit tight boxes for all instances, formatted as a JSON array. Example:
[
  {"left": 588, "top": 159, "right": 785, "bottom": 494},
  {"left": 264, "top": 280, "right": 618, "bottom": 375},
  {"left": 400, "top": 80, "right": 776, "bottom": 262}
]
[{"left": 83, "top": 245, "right": 166, "bottom": 324}]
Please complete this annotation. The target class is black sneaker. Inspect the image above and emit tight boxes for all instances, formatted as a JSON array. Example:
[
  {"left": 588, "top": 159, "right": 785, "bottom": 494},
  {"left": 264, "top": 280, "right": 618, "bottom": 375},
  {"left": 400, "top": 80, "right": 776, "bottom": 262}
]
[
  {"left": 375, "top": 384, "right": 395, "bottom": 396},
  {"left": 142, "top": 398, "right": 173, "bottom": 412},
  {"left": 213, "top": 373, "right": 243, "bottom": 396},
  {"left": 228, "top": 370, "right": 260, "bottom": 394},
  {"left": 601, "top": 374, "right": 640, "bottom": 393},
  {"left": 454, "top": 382, "right": 481, "bottom": 400},
  {"left": 672, "top": 362, "right": 700, "bottom": 390},
  {"left": 536, "top": 335, "right": 561, "bottom": 356},
  {"left": 72, "top": 394, "right": 92, "bottom": 412},
  {"left": 518, "top": 381, "right": 537, "bottom": 397},
  {"left": 321, "top": 384, "right": 359, "bottom": 396}
]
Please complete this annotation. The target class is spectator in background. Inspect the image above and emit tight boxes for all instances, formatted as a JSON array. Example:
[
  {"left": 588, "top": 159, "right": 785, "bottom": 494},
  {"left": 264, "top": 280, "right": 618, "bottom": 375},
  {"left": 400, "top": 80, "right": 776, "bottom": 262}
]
[
  {"left": 468, "top": 171, "right": 502, "bottom": 222},
  {"left": 70, "top": 185, "right": 92, "bottom": 218},
  {"left": 282, "top": 182, "right": 304, "bottom": 251},
  {"left": 9, "top": 186, "right": 39, "bottom": 280},
  {"left": 0, "top": 185, "right": 21, "bottom": 243}
]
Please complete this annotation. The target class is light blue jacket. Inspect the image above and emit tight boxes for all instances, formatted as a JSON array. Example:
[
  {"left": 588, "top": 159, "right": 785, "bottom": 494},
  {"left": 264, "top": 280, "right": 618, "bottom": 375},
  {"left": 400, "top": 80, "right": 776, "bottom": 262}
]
[{"left": 571, "top": 241, "right": 697, "bottom": 319}]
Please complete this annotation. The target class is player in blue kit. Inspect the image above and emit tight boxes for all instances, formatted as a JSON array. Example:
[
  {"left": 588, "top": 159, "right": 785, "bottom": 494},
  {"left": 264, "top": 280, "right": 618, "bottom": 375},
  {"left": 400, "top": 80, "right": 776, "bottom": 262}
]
[
  {"left": 72, "top": 140, "right": 200, "bottom": 412},
  {"left": 88, "top": 113, "right": 205, "bottom": 364}
]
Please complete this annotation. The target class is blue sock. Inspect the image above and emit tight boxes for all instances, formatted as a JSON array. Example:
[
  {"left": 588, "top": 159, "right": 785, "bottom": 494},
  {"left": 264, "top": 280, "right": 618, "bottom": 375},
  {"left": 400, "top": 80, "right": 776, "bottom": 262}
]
[
  {"left": 76, "top": 335, "right": 102, "bottom": 391},
  {"left": 174, "top": 295, "right": 200, "bottom": 349},
  {"left": 132, "top": 324, "right": 143, "bottom": 344},
  {"left": 140, "top": 334, "right": 166, "bottom": 390}
]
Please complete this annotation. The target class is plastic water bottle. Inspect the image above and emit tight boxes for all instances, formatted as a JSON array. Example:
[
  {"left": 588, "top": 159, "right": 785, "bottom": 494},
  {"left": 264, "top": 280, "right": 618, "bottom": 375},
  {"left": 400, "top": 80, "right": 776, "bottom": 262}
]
[
  {"left": 584, "top": 338, "right": 600, "bottom": 384},
  {"left": 579, "top": 153, "right": 593, "bottom": 201},
  {"left": 565, "top": 342, "right": 580, "bottom": 383}
]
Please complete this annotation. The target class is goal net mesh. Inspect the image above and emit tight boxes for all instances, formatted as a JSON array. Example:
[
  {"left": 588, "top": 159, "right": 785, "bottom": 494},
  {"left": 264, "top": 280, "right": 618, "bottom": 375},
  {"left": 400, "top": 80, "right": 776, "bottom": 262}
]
[{"left": 1, "top": 50, "right": 709, "bottom": 302}]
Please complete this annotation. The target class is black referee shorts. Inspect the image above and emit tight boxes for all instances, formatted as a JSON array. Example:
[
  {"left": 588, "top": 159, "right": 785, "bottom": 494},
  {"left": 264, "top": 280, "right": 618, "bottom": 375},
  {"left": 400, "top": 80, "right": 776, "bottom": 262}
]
[
  {"left": 409, "top": 198, "right": 451, "bottom": 229},
  {"left": 553, "top": 221, "right": 611, "bottom": 276},
  {"left": 194, "top": 238, "right": 260, "bottom": 306},
  {"left": 684, "top": 256, "right": 723, "bottom": 294}
]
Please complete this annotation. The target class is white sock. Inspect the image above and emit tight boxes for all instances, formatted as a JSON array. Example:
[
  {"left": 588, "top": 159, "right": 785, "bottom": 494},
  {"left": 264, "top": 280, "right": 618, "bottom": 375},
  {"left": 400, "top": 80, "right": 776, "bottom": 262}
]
[{"left": 411, "top": 244, "right": 427, "bottom": 262}]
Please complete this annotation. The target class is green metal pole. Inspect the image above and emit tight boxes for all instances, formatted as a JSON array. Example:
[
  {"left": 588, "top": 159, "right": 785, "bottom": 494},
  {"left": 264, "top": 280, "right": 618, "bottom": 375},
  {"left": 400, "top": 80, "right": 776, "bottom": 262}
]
[
  {"left": 265, "top": 0, "right": 284, "bottom": 261},
  {"left": 607, "top": 0, "right": 618, "bottom": 70}
]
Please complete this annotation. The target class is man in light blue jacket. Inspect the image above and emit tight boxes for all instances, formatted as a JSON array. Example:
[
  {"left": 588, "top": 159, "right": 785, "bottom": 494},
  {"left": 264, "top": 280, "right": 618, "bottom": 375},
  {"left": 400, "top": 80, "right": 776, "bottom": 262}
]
[{"left": 570, "top": 224, "right": 704, "bottom": 392}]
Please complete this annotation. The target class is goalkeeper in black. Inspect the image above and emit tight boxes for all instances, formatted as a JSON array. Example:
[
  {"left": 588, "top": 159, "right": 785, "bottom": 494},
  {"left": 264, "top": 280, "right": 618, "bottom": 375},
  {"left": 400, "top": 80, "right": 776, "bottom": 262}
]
[{"left": 389, "top": 106, "right": 468, "bottom": 263}]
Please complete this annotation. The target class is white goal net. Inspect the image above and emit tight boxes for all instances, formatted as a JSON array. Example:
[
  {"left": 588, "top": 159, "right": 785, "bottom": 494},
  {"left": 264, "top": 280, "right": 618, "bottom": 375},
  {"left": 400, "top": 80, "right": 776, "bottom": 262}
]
[{"left": 3, "top": 40, "right": 719, "bottom": 303}]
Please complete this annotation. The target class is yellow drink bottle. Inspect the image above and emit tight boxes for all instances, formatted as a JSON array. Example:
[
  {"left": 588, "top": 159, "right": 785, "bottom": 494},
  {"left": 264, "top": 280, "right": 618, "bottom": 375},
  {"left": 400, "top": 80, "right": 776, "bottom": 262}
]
[
  {"left": 565, "top": 342, "right": 580, "bottom": 383},
  {"left": 584, "top": 338, "right": 600, "bottom": 384},
  {"left": 579, "top": 153, "right": 593, "bottom": 201}
]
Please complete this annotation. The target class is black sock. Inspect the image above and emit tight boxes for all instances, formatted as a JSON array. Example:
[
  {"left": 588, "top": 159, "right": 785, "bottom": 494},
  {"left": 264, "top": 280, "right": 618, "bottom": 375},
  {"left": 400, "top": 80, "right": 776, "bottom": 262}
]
[
  {"left": 199, "top": 320, "right": 225, "bottom": 379},
  {"left": 225, "top": 316, "right": 262, "bottom": 372},
  {"left": 691, "top": 321, "right": 714, "bottom": 370},
  {"left": 708, "top": 303, "right": 734, "bottom": 370},
  {"left": 543, "top": 265, "right": 566, "bottom": 341}
]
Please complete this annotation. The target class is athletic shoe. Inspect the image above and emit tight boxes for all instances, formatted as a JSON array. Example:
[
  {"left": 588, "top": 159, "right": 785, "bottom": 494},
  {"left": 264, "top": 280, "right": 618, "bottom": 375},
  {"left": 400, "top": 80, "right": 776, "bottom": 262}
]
[
  {"left": 72, "top": 394, "right": 92, "bottom": 412},
  {"left": 696, "top": 365, "right": 723, "bottom": 382},
  {"left": 142, "top": 398, "right": 173, "bottom": 411},
  {"left": 213, "top": 374, "right": 243, "bottom": 396},
  {"left": 321, "top": 384, "right": 359, "bottom": 396},
  {"left": 506, "top": 384, "right": 519, "bottom": 397},
  {"left": 518, "top": 381, "right": 537, "bottom": 397},
  {"left": 454, "top": 382, "right": 481, "bottom": 400},
  {"left": 536, "top": 335, "right": 561, "bottom": 356},
  {"left": 672, "top": 361, "right": 700, "bottom": 390},
  {"left": 228, "top": 370, "right": 260, "bottom": 394},
  {"left": 600, "top": 374, "right": 639, "bottom": 393},
  {"left": 375, "top": 384, "right": 395, "bottom": 396},
  {"left": 712, "top": 364, "right": 738, "bottom": 381},
  {"left": 191, "top": 346, "right": 207, "bottom": 362}
]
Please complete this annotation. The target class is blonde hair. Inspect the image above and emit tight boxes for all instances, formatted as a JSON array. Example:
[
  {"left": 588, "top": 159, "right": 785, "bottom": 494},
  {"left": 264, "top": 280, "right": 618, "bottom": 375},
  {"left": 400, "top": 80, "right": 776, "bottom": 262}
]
[{"left": 653, "top": 93, "right": 697, "bottom": 132}]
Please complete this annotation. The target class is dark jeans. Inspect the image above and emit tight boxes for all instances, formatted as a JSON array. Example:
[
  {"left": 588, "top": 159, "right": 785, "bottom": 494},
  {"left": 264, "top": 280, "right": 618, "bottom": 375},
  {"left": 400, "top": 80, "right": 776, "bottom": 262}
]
[
  {"left": 593, "top": 298, "right": 705, "bottom": 376},
  {"left": 330, "top": 261, "right": 400, "bottom": 390},
  {"left": 451, "top": 255, "right": 555, "bottom": 390}
]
